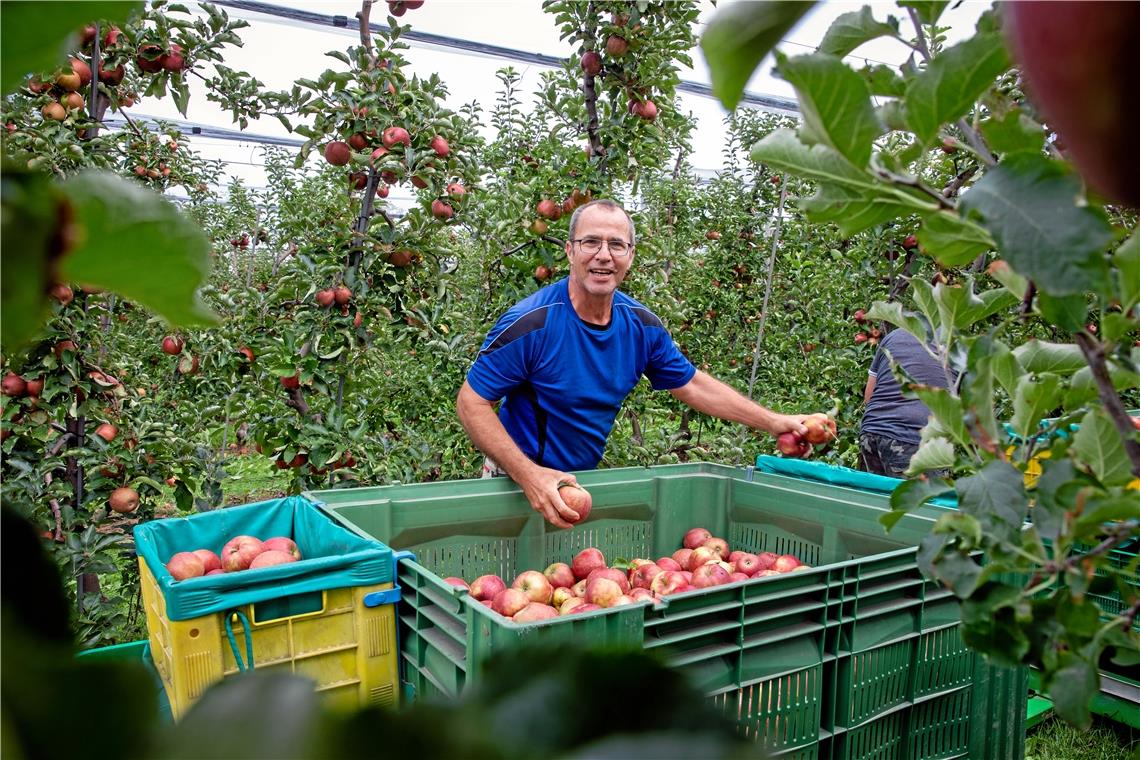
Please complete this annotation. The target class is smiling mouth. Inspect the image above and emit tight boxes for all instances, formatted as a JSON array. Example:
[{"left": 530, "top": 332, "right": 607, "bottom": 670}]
[{"left": 588, "top": 268, "right": 614, "bottom": 277}]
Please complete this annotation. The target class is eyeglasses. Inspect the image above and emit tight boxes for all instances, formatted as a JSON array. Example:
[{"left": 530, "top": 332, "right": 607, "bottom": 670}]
[{"left": 571, "top": 237, "right": 634, "bottom": 258}]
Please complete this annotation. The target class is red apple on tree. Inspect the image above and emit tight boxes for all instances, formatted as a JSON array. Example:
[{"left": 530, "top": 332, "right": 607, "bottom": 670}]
[
  {"left": 162, "top": 336, "right": 184, "bottom": 355},
  {"left": 323, "top": 141, "right": 351, "bottom": 166},
  {"left": 382, "top": 126, "right": 411, "bottom": 149},
  {"left": 580, "top": 50, "right": 602, "bottom": 76},
  {"left": 429, "top": 135, "right": 450, "bottom": 157},
  {"left": 109, "top": 487, "right": 139, "bottom": 514}
]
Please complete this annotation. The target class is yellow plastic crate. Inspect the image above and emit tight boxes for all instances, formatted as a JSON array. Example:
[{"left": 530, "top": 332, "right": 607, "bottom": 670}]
[{"left": 139, "top": 556, "right": 399, "bottom": 720}]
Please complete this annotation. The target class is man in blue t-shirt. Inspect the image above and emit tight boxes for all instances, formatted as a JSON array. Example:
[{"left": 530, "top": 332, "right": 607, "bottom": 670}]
[
  {"left": 457, "top": 199, "right": 820, "bottom": 527},
  {"left": 859, "top": 327, "right": 955, "bottom": 477}
]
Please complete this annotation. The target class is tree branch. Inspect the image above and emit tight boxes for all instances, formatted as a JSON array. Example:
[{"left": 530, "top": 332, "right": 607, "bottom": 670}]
[
  {"left": 356, "top": 1, "right": 376, "bottom": 68},
  {"left": 581, "top": 1, "right": 605, "bottom": 158},
  {"left": 1074, "top": 332, "right": 1140, "bottom": 477}
]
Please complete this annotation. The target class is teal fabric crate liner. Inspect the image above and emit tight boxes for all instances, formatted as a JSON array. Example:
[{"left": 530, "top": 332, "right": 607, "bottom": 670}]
[
  {"left": 754, "top": 455, "right": 958, "bottom": 507},
  {"left": 134, "top": 495, "right": 393, "bottom": 621}
]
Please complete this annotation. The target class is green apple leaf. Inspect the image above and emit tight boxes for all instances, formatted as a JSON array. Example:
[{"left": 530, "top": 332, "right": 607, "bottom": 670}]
[
  {"left": 881, "top": 474, "right": 954, "bottom": 530},
  {"left": 817, "top": 6, "right": 899, "bottom": 58},
  {"left": 916, "top": 211, "right": 994, "bottom": 267},
  {"left": 908, "top": 279, "right": 938, "bottom": 332},
  {"left": 960, "top": 156, "right": 1114, "bottom": 297},
  {"left": 58, "top": 172, "right": 218, "bottom": 327},
  {"left": 987, "top": 261, "right": 1029, "bottom": 301},
  {"left": 963, "top": 334, "right": 1001, "bottom": 450},
  {"left": 979, "top": 109, "right": 1045, "bottom": 156},
  {"left": 1036, "top": 292, "right": 1088, "bottom": 333},
  {"left": 1, "top": 2, "right": 142, "bottom": 95},
  {"left": 1013, "top": 339, "right": 1087, "bottom": 375},
  {"left": 990, "top": 339, "right": 1023, "bottom": 397},
  {"left": 1032, "top": 459, "right": 1076, "bottom": 543},
  {"left": 701, "top": 1, "right": 817, "bottom": 111},
  {"left": 904, "top": 32, "right": 1010, "bottom": 145},
  {"left": 911, "top": 385, "right": 970, "bottom": 447},
  {"left": 860, "top": 64, "right": 906, "bottom": 97},
  {"left": 776, "top": 52, "right": 883, "bottom": 167},
  {"left": 900, "top": 0, "right": 949, "bottom": 25},
  {"left": 1114, "top": 232, "right": 1140, "bottom": 311},
  {"left": 1046, "top": 656, "right": 1098, "bottom": 730},
  {"left": 865, "top": 301, "right": 928, "bottom": 342},
  {"left": 1064, "top": 347, "right": 1140, "bottom": 410},
  {"left": 907, "top": 436, "right": 956, "bottom": 474},
  {"left": 1010, "top": 373, "right": 1063, "bottom": 440},
  {"left": 956, "top": 460, "right": 1028, "bottom": 546},
  {"left": 1071, "top": 409, "right": 1133, "bottom": 487},
  {"left": 1073, "top": 493, "right": 1140, "bottom": 538},
  {"left": 0, "top": 170, "right": 57, "bottom": 350}
]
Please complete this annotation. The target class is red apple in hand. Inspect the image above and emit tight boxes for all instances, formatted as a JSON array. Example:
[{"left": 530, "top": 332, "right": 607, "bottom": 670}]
[
  {"left": 802, "top": 414, "right": 837, "bottom": 445},
  {"left": 558, "top": 483, "right": 592, "bottom": 522}
]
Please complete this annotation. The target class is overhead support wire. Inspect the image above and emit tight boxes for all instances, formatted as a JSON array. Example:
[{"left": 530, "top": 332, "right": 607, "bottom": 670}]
[
  {"left": 214, "top": 0, "right": 800, "bottom": 114},
  {"left": 101, "top": 115, "right": 305, "bottom": 147}
]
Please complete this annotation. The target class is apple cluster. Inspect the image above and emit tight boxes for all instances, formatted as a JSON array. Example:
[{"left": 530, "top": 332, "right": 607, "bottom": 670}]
[
  {"left": 164, "top": 535, "right": 303, "bottom": 581},
  {"left": 443, "top": 526, "right": 808, "bottom": 625},
  {"left": 775, "top": 413, "right": 837, "bottom": 459}
]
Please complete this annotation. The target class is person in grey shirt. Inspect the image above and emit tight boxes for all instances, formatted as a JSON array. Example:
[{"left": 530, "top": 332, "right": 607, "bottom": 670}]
[{"left": 859, "top": 327, "right": 955, "bottom": 477}]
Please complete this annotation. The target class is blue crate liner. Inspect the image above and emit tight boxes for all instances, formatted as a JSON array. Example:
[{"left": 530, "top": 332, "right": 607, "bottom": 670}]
[
  {"left": 134, "top": 495, "right": 393, "bottom": 621},
  {"left": 754, "top": 455, "right": 958, "bottom": 507}
]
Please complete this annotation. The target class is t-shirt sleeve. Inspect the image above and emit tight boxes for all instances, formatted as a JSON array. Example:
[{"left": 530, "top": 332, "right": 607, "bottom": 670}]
[
  {"left": 466, "top": 319, "right": 531, "bottom": 402},
  {"left": 868, "top": 344, "right": 888, "bottom": 377},
  {"left": 644, "top": 328, "right": 697, "bottom": 390}
]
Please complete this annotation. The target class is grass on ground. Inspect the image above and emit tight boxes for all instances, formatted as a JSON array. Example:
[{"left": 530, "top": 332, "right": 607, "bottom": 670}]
[{"left": 1026, "top": 716, "right": 1138, "bottom": 760}]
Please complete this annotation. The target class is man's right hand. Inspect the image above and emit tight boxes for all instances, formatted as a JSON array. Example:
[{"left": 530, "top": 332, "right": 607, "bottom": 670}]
[{"left": 517, "top": 466, "right": 582, "bottom": 529}]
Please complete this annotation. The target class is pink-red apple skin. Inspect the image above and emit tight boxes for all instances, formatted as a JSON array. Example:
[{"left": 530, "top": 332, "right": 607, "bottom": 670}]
[
  {"left": 687, "top": 546, "right": 719, "bottom": 571},
  {"left": 656, "top": 557, "right": 682, "bottom": 572},
  {"left": 628, "top": 587, "right": 654, "bottom": 602},
  {"left": 167, "top": 551, "right": 205, "bottom": 580},
  {"left": 543, "top": 562, "right": 575, "bottom": 589},
  {"left": 585, "top": 576, "right": 624, "bottom": 607},
  {"left": 691, "top": 563, "right": 731, "bottom": 588},
  {"left": 629, "top": 563, "right": 663, "bottom": 590},
  {"left": 192, "top": 549, "right": 222, "bottom": 574},
  {"left": 443, "top": 576, "right": 470, "bottom": 590},
  {"left": 560, "top": 596, "right": 588, "bottom": 615},
  {"left": 729, "top": 572, "right": 751, "bottom": 583},
  {"left": 671, "top": 548, "right": 693, "bottom": 569},
  {"left": 262, "top": 536, "right": 302, "bottom": 560},
  {"left": 552, "top": 586, "right": 575, "bottom": 609},
  {"left": 773, "top": 554, "right": 802, "bottom": 573},
  {"left": 587, "top": 567, "right": 630, "bottom": 593},
  {"left": 469, "top": 574, "right": 506, "bottom": 601},
  {"left": 735, "top": 553, "right": 762, "bottom": 575},
  {"left": 492, "top": 588, "right": 530, "bottom": 617},
  {"left": 756, "top": 552, "right": 778, "bottom": 571},
  {"left": 568, "top": 603, "right": 601, "bottom": 614},
  {"left": 683, "top": 527, "right": 712, "bottom": 549},
  {"left": 571, "top": 547, "right": 606, "bottom": 581},
  {"left": 221, "top": 536, "right": 264, "bottom": 572},
  {"left": 558, "top": 483, "right": 592, "bottom": 522},
  {"left": 514, "top": 602, "right": 559, "bottom": 623},
  {"left": 701, "top": 537, "right": 729, "bottom": 558},
  {"left": 206, "top": 569, "right": 226, "bottom": 576},
  {"left": 249, "top": 550, "right": 298, "bottom": 569},
  {"left": 650, "top": 570, "right": 687, "bottom": 596},
  {"left": 512, "top": 570, "right": 554, "bottom": 604}
]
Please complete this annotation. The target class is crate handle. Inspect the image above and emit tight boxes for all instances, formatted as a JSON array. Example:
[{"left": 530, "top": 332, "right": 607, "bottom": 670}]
[{"left": 224, "top": 609, "right": 255, "bottom": 672}]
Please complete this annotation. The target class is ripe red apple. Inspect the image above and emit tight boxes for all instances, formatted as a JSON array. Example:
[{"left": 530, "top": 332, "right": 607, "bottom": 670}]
[
  {"left": 382, "top": 126, "right": 411, "bottom": 149},
  {"left": 729, "top": 572, "right": 751, "bottom": 583},
  {"left": 514, "top": 602, "right": 559, "bottom": 623},
  {"left": 431, "top": 199, "right": 454, "bottom": 220},
  {"left": 262, "top": 536, "right": 302, "bottom": 560},
  {"left": 635, "top": 100, "right": 658, "bottom": 121},
  {"left": 587, "top": 567, "right": 630, "bottom": 594},
  {"left": 94, "top": 423, "right": 117, "bottom": 443},
  {"left": 334, "top": 286, "right": 352, "bottom": 305},
  {"left": 569, "top": 602, "right": 601, "bottom": 614},
  {"left": 671, "top": 548, "right": 694, "bottom": 568},
  {"left": 902, "top": 234, "right": 918, "bottom": 250},
  {"left": 160, "top": 44, "right": 185, "bottom": 71},
  {"left": 316, "top": 289, "right": 336, "bottom": 307},
  {"left": 534, "top": 265, "right": 552, "bottom": 281},
  {"left": 571, "top": 578, "right": 588, "bottom": 598},
  {"left": 469, "top": 574, "right": 506, "bottom": 602},
  {"left": 558, "top": 483, "right": 592, "bottom": 522},
  {"left": 543, "top": 562, "right": 575, "bottom": 589},
  {"left": 551, "top": 586, "right": 575, "bottom": 609},
  {"left": 629, "top": 562, "right": 663, "bottom": 590},
  {"left": 98, "top": 62, "right": 125, "bottom": 85},
  {"left": 628, "top": 587, "right": 654, "bottom": 602},
  {"left": 192, "top": 549, "right": 222, "bottom": 573},
  {"left": 559, "top": 596, "right": 588, "bottom": 615},
  {"left": 536, "top": 199, "right": 560, "bottom": 220},
  {"left": 348, "top": 133, "right": 368, "bottom": 151},
  {"left": 777, "top": 431, "right": 809, "bottom": 457},
  {"left": 649, "top": 570, "right": 687, "bottom": 597},
  {"left": 701, "top": 537, "right": 729, "bottom": 558},
  {"left": 166, "top": 551, "right": 205, "bottom": 580},
  {"left": 237, "top": 346, "right": 255, "bottom": 364},
  {"left": 443, "top": 576, "right": 469, "bottom": 590},
  {"left": 803, "top": 414, "right": 837, "bottom": 445},
  {"left": 2, "top": 373, "right": 27, "bottom": 397},
  {"left": 280, "top": 373, "right": 301, "bottom": 390},
  {"left": 755, "top": 552, "right": 777, "bottom": 571},
  {"left": 109, "top": 487, "right": 139, "bottom": 514},
  {"left": 655, "top": 557, "right": 682, "bottom": 572},
  {"left": 690, "top": 560, "right": 731, "bottom": 589},
  {"left": 683, "top": 527, "right": 712, "bottom": 550},
  {"left": 161, "top": 336, "right": 183, "bottom": 355},
  {"left": 530, "top": 219, "right": 549, "bottom": 235},
  {"left": 853, "top": 309, "right": 867, "bottom": 323},
  {"left": 250, "top": 549, "right": 298, "bottom": 569},
  {"left": 1005, "top": 2, "right": 1140, "bottom": 207},
  {"left": 773, "top": 554, "right": 802, "bottom": 573},
  {"left": 22, "top": 377, "right": 43, "bottom": 398},
  {"left": 605, "top": 35, "right": 628, "bottom": 57},
  {"left": 571, "top": 547, "right": 606, "bottom": 580},
  {"left": 492, "top": 587, "right": 530, "bottom": 617},
  {"left": 511, "top": 570, "right": 554, "bottom": 604},
  {"left": 221, "top": 535, "right": 264, "bottom": 572},
  {"left": 429, "top": 135, "right": 450, "bottom": 157},
  {"left": 754, "top": 569, "right": 782, "bottom": 578},
  {"left": 581, "top": 50, "right": 602, "bottom": 76},
  {"left": 687, "top": 546, "right": 719, "bottom": 571},
  {"left": 734, "top": 554, "right": 762, "bottom": 575},
  {"left": 585, "top": 576, "right": 624, "bottom": 607},
  {"left": 41, "top": 102, "right": 66, "bottom": 121},
  {"left": 323, "top": 141, "right": 351, "bottom": 166}
]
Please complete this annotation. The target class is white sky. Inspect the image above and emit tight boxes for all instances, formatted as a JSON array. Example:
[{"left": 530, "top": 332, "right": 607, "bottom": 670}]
[{"left": 137, "top": 0, "right": 989, "bottom": 204}]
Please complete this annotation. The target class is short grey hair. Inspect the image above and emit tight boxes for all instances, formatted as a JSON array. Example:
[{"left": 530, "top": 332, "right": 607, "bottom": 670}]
[{"left": 568, "top": 199, "right": 636, "bottom": 245}]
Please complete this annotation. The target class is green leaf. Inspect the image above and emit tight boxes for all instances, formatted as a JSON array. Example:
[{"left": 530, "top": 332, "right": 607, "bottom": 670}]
[
  {"left": 860, "top": 64, "right": 906, "bottom": 97},
  {"left": 701, "top": 1, "right": 817, "bottom": 111},
  {"left": 1065, "top": 349, "right": 1140, "bottom": 410},
  {"left": 0, "top": 170, "right": 57, "bottom": 350},
  {"left": 934, "top": 281, "right": 983, "bottom": 332},
  {"left": 990, "top": 339, "right": 1023, "bottom": 398},
  {"left": 1013, "top": 339, "right": 1087, "bottom": 375},
  {"left": 899, "top": 0, "right": 948, "bottom": 24},
  {"left": 987, "top": 261, "right": 1029, "bottom": 301},
  {"left": 904, "top": 32, "right": 1010, "bottom": 145},
  {"left": 1101, "top": 312, "right": 1139, "bottom": 344},
  {"left": 932, "top": 511, "right": 982, "bottom": 546},
  {"left": 978, "top": 109, "right": 1045, "bottom": 156},
  {"left": 1047, "top": 656, "right": 1097, "bottom": 729},
  {"left": 956, "top": 460, "right": 1029, "bottom": 545},
  {"left": 881, "top": 475, "right": 955, "bottom": 530},
  {"left": 1033, "top": 458, "right": 1077, "bottom": 544},
  {"left": 1036, "top": 292, "right": 1088, "bottom": 332},
  {"left": 817, "top": 6, "right": 899, "bottom": 58},
  {"left": 911, "top": 385, "right": 969, "bottom": 447},
  {"left": 1072, "top": 493, "right": 1140, "bottom": 538},
  {"left": 1, "top": 2, "right": 142, "bottom": 95},
  {"left": 916, "top": 211, "right": 994, "bottom": 267},
  {"left": 908, "top": 436, "right": 956, "bottom": 474},
  {"left": 58, "top": 172, "right": 218, "bottom": 327},
  {"left": 909, "top": 279, "right": 939, "bottom": 331},
  {"left": 963, "top": 334, "right": 1001, "bottom": 449},
  {"left": 960, "top": 155, "right": 1113, "bottom": 297},
  {"left": 864, "top": 301, "right": 928, "bottom": 341},
  {"left": 776, "top": 52, "right": 883, "bottom": 167},
  {"left": 1010, "top": 373, "right": 1063, "bottom": 440},
  {"left": 1114, "top": 232, "right": 1140, "bottom": 311},
  {"left": 960, "top": 581, "right": 1031, "bottom": 665},
  {"left": 1071, "top": 409, "right": 1133, "bottom": 487}
]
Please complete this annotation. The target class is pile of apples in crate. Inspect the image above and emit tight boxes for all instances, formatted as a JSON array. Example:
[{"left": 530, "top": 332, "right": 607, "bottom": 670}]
[
  {"left": 165, "top": 535, "right": 303, "bottom": 580},
  {"left": 444, "top": 526, "right": 808, "bottom": 624}
]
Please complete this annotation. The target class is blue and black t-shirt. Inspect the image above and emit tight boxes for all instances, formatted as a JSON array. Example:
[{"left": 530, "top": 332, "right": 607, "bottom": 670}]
[
  {"left": 466, "top": 278, "right": 696, "bottom": 471},
  {"left": 860, "top": 329, "right": 955, "bottom": 444}
]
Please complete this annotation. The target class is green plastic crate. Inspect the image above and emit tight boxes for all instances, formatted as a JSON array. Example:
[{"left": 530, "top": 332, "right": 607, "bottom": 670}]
[{"left": 308, "top": 463, "right": 1026, "bottom": 758}]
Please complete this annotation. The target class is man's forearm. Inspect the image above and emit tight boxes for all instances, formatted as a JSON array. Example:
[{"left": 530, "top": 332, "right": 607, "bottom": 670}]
[
  {"left": 671, "top": 371, "right": 780, "bottom": 432},
  {"left": 456, "top": 383, "right": 538, "bottom": 480}
]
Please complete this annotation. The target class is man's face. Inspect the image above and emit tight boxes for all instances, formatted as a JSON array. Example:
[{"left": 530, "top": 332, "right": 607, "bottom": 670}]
[{"left": 566, "top": 205, "right": 635, "bottom": 299}]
